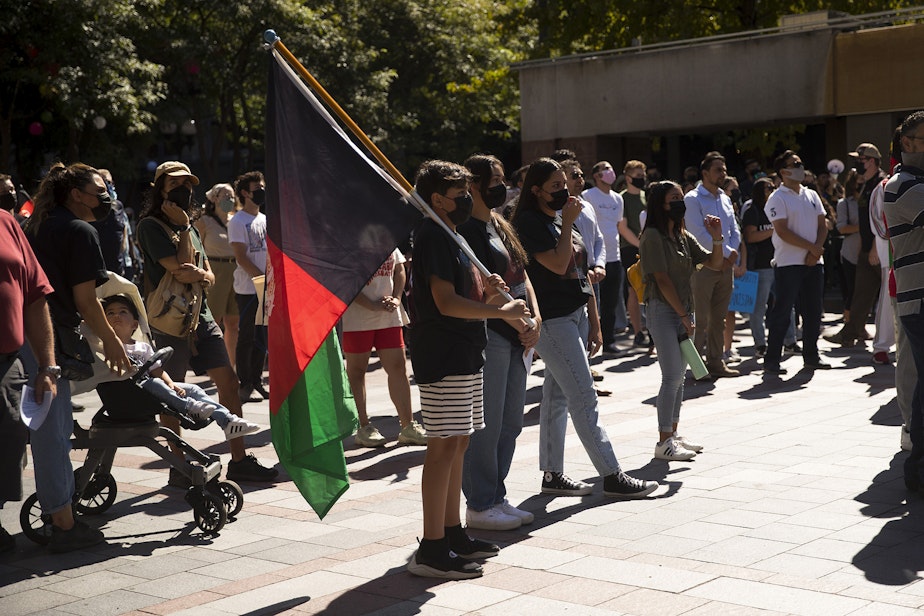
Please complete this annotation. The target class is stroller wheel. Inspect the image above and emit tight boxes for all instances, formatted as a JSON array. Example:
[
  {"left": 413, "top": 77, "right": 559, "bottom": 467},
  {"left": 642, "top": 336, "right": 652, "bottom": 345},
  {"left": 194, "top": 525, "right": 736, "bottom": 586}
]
[
  {"left": 74, "top": 469, "right": 118, "bottom": 515},
  {"left": 192, "top": 491, "right": 227, "bottom": 534},
  {"left": 19, "top": 493, "right": 53, "bottom": 546},
  {"left": 209, "top": 480, "right": 244, "bottom": 519}
]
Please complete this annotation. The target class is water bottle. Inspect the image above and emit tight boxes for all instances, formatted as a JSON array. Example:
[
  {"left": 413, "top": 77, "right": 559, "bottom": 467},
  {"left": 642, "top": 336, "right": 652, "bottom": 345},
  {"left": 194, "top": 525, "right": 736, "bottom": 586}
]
[{"left": 678, "top": 333, "right": 709, "bottom": 380}]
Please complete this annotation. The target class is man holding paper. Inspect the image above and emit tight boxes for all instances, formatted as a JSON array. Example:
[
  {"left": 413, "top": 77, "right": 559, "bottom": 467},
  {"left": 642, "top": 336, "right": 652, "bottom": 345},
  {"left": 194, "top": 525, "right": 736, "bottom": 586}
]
[{"left": 0, "top": 208, "right": 55, "bottom": 553}]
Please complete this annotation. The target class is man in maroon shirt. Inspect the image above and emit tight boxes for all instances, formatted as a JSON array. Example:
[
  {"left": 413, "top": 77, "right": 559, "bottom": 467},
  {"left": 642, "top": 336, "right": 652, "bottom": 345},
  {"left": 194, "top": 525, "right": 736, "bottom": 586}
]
[{"left": 0, "top": 209, "right": 56, "bottom": 553}]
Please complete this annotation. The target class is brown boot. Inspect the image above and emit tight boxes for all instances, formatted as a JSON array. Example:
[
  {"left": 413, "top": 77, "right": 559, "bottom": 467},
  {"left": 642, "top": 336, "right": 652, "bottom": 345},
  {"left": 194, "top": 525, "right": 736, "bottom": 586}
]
[{"left": 707, "top": 361, "right": 740, "bottom": 378}]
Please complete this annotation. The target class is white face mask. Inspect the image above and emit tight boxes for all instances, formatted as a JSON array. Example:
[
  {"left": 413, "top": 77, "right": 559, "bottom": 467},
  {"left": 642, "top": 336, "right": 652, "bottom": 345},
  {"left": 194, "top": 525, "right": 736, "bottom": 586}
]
[{"left": 785, "top": 166, "right": 806, "bottom": 183}]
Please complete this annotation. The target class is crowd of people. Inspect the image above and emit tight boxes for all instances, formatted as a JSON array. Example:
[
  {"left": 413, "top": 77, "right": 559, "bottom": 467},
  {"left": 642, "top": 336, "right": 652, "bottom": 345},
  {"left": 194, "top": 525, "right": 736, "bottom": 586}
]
[{"left": 2, "top": 112, "right": 922, "bottom": 583}]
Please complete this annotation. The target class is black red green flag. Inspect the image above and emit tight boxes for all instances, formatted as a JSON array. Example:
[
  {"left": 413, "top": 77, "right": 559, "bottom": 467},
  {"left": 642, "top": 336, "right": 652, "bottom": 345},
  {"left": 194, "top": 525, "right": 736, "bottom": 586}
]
[{"left": 264, "top": 51, "right": 421, "bottom": 518}]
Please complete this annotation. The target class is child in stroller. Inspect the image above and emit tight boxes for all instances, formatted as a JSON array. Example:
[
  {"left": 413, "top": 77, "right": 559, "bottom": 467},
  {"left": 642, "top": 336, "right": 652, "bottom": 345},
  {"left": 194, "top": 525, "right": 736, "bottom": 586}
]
[{"left": 101, "top": 294, "right": 260, "bottom": 442}]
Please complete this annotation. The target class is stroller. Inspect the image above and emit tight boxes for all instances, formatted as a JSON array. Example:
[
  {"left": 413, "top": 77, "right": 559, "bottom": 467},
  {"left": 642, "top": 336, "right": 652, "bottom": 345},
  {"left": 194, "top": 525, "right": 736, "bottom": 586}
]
[{"left": 20, "top": 274, "right": 244, "bottom": 543}]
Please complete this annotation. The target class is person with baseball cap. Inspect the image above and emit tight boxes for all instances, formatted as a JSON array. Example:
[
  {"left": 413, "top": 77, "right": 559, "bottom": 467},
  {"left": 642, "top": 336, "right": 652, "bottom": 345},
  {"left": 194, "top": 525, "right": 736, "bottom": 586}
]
[
  {"left": 136, "top": 162, "right": 278, "bottom": 487},
  {"left": 824, "top": 143, "right": 888, "bottom": 347}
]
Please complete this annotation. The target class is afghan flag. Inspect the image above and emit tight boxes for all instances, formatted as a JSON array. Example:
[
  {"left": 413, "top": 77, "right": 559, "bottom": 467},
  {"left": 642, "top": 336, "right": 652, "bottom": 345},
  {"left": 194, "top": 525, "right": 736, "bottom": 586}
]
[{"left": 265, "top": 50, "right": 422, "bottom": 518}]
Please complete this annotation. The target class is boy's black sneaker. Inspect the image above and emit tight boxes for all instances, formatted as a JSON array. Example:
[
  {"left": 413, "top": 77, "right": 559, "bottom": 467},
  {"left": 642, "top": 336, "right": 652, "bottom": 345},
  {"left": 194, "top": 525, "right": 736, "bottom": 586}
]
[
  {"left": 602, "top": 472, "right": 658, "bottom": 499},
  {"left": 541, "top": 471, "right": 592, "bottom": 496},
  {"left": 407, "top": 537, "right": 483, "bottom": 579},
  {"left": 227, "top": 453, "right": 279, "bottom": 482},
  {"left": 49, "top": 519, "right": 104, "bottom": 553},
  {"left": 445, "top": 524, "right": 499, "bottom": 560}
]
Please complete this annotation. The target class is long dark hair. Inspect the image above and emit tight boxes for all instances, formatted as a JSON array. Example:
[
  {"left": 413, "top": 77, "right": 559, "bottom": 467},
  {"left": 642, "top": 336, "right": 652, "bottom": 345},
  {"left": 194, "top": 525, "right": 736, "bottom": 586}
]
[
  {"left": 511, "top": 157, "right": 561, "bottom": 224},
  {"left": 463, "top": 154, "right": 528, "bottom": 268},
  {"left": 750, "top": 177, "right": 774, "bottom": 211},
  {"left": 140, "top": 172, "right": 200, "bottom": 223},
  {"left": 24, "top": 162, "right": 100, "bottom": 235},
  {"left": 644, "top": 181, "right": 683, "bottom": 239}
]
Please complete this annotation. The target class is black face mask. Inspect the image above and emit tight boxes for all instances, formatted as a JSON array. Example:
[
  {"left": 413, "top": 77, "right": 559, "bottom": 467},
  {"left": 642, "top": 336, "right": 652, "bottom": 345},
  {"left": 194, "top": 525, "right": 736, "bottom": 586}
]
[
  {"left": 166, "top": 186, "right": 192, "bottom": 210},
  {"left": 81, "top": 190, "right": 112, "bottom": 221},
  {"left": 547, "top": 188, "right": 569, "bottom": 211},
  {"left": 630, "top": 176, "right": 646, "bottom": 189},
  {"left": 0, "top": 192, "right": 16, "bottom": 212},
  {"left": 447, "top": 194, "right": 473, "bottom": 226},
  {"left": 855, "top": 162, "right": 866, "bottom": 175},
  {"left": 250, "top": 187, "right": 266, "bottom": 206},
  {"left": 668, "top": 199, "right": 686, "bottom": 223},
  {"left": 484, "top": 184, "right": 507, "bottom": 209}
]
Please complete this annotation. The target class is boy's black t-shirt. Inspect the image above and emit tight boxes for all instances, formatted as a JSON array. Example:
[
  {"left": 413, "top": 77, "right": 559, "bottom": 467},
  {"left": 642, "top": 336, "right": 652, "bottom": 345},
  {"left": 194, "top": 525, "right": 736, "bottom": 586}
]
[
  {"left": 741, "top": 202, "right": 775, "bottom": 270},
  {"left": 457, "top": 216, "right": 527, "bottom": 347},
  {"left": 26, "top": 206, "right": 109, "bottom": 328},
  {"left": 514, "top": 209, "right": 591, "bottom": 320},
  {"left": 408, "top": 218, "right": 487, "bottom": 384}
]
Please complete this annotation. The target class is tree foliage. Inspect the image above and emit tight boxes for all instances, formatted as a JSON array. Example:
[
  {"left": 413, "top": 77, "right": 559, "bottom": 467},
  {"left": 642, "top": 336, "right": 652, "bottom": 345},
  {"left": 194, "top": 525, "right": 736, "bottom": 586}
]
[{"left": 0, "top": 0, "right": 917, "bottom": 186}]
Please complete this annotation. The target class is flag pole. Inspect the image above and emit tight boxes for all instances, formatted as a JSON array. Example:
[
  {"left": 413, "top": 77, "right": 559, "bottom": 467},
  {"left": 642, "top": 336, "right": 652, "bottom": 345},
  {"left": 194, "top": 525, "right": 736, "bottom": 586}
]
[{"left": 263, "top": 30, "right": 534, "bottom": 328}]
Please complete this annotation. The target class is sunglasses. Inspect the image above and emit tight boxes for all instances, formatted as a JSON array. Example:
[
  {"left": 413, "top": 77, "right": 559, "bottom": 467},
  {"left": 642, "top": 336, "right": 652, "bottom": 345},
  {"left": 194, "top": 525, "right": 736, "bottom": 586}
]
[{"left": 571, "top": 171, "right": 584, "bottom": 179}]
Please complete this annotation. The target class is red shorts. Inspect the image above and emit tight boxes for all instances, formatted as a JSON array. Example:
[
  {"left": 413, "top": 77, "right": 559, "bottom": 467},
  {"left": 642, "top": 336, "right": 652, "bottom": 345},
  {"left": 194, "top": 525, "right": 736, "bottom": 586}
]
[{"left": 342, "top": 327, "right": 404, "bottom": 354}]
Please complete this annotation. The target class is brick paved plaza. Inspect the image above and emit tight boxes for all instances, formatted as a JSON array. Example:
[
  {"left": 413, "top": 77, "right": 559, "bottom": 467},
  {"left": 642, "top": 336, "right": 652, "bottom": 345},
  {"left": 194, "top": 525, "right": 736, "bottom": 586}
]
[{"left": 1, "top": 314, "right": 921, "bottom": 616}]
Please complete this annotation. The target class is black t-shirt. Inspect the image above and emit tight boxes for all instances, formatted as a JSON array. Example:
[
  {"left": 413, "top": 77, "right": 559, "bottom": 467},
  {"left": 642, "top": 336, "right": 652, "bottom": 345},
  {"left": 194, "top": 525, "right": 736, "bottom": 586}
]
[
  {"left": 26, "top": 206, "right": 108, "bottom": 328},
  {"left": 408, "top": 218, "right": 486, "bottom": 384},
  {"left": 514, "top": 209, "right": 591, "bottom": 319},
  {"left": 90, "top": 204, "right": 126, "bottom": 274},
  {"left": 458, "top": 216, "right": 528, "bottom": 346},
  {"left": 741, "top": 202, "right": 775, "bottom": 270}
]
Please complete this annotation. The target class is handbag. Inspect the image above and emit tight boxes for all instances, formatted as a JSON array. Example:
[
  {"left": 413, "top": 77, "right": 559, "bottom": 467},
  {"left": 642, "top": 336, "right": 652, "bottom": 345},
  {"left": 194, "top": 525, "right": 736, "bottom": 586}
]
[
  {"left": 53, "top": 323, "right": 95, "bottom": 381},
  {"left": 144, "top": 218, "right": 204, "bottom": 338}
]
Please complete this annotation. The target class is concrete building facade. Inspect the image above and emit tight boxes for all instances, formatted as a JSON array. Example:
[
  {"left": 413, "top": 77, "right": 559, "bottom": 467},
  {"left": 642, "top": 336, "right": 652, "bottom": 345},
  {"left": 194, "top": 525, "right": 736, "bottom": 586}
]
[{"left": 514, "top": 9, "right": 924, "bottom": 177}]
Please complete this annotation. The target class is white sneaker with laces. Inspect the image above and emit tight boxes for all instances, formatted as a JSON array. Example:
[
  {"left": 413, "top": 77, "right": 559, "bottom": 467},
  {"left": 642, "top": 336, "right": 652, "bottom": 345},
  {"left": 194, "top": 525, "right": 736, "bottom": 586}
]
[
  {"left": 498, "top": 500, "right": 534, "bottom": 524},
  {"left": 673, "top": 434, "right": 703, "bottom": 453},
  {"left": 654, "top": 437, "right": 696, "bottom": 461},
  {"left": 354, "top": 424, "right": 386, "bottom": 447},
  {"left": 185, "top": 399, "right": 217, "bottom": 420},
  {"left": 465, "top": 506, "right": 521, "bottom": 530},
  {"left": 223, "top": 417, "right": 261, "bottom": 441}
]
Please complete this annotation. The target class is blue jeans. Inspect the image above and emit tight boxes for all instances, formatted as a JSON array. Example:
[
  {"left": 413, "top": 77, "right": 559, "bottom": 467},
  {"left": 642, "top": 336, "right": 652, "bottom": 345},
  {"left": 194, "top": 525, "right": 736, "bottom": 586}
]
[
  {"left": 750, "top": 268, "right": 796, "bottom": 348},
  {"left": 21, "top": 344, "right": 75, "bottom": 516},
  {"left": 766, "top": 265, "right": 824, "bottom": 368},
  {"left": 535, "top": 306, "right": 621, "bottom": 476},
  {"left": 900, "top": 307, "right": 924, "bottom": 486},
  {"left": 646, "top": 299, "right": 686, "bottom": 433},
  {"left": 140, "top": 379, "right": 236, "bottom": 429},
  {"left": 462, "top": 330, "right": 527, "bottom": 511}
]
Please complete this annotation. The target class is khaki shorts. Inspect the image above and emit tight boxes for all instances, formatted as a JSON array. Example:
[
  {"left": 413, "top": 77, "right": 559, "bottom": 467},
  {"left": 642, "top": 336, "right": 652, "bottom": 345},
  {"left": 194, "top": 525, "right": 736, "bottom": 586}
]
[{"left": 206, "top": 259, "right": 239, "bottom": 321}]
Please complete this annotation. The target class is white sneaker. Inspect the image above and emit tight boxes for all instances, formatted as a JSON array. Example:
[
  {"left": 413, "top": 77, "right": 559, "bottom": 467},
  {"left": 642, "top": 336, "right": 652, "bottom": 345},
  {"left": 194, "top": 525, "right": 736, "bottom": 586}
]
[
  {"left": 223, "top": 417, "right": 261, "bottom": 441},
  {"left": 498, "top": 500, "right": 534, "bottom": 524},
  {"left": 902, "top": 426, "right": 912, "bottom": 452},
  {"left": 397, "top": 421, "right": 428, "bottom": 445},
  {"left": 673, "top": 434, "right": 703, "bottom": 453},
  {"left": 465, "top": 506, "right": 521, "bottom": 530},
  {"left": 185, "top": 399, "right": 217, "bottom": 420},
  {"left": 654, "top": 437, "right": 696, "bottom": 461},
  {"left": 354, "top": 424, "right": 386, "bottom": 447}
]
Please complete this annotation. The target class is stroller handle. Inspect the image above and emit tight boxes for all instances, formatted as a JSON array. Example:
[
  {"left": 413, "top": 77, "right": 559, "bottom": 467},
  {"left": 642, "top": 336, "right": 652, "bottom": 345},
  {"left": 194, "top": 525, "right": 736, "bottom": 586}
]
[{"left": 131, "top": 347, "right": 174, "bottom": 383}]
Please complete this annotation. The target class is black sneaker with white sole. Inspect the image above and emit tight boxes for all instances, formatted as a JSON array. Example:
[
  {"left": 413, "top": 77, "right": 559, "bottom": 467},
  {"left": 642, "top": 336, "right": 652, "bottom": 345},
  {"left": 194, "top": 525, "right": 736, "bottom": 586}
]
[
  {"left": 602, "top": 472, "right": 658, "bottom": 499},
  {"left": 541, "top": 471, "right": 593, "bottom": 496},
  {"left": 445, "top": 524, "right": 499, "bottom": 560},
  {"left": 407, "top": 537, "right": 484, "bottom": 579}
]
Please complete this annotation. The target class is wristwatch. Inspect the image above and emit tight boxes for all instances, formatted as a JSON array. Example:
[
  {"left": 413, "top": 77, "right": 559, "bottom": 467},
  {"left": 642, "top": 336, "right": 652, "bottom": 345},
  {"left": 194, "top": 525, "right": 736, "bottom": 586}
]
[{"left": 40, "top": 365, "right": 62, "bottom": 379}]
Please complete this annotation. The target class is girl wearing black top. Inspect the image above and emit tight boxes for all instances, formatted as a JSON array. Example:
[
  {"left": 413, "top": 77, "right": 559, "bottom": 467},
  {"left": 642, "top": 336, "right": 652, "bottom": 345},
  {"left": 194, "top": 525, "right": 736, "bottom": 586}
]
[
  {"left": 458, "top": 154, "right": 541, "bottom": 531},
  {"left": 511, "top": 158, "right": 656, "bottom": 499}
]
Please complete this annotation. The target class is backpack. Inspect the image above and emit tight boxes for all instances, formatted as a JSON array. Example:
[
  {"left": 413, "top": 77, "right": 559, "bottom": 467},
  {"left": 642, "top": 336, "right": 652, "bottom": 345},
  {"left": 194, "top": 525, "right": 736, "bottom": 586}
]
[{"left": 143, "top": 218, "right": 204, "bottom": 338}]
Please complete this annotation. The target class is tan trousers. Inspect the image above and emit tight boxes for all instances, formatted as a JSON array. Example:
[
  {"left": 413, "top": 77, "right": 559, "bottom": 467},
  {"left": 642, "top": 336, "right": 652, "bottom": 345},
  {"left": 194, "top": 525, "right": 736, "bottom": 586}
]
[{"left": 691, "top": 266, "right": 733, "bottom": 366}]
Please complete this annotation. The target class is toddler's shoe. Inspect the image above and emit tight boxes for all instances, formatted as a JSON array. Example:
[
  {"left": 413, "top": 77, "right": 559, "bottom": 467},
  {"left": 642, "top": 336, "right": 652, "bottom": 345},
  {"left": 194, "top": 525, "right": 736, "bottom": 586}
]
[{"left": 223, "top": 417, "right": 261, "bottom": 441}]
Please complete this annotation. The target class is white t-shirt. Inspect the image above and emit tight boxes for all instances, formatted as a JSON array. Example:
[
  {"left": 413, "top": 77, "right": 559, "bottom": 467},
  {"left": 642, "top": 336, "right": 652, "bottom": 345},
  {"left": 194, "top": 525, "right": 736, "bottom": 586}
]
[
  {"left": 765, "top": 185, "right": 826, "bottom": 267},
  {"left": 227, "top": 210, "right": 267, "bottom": 294},
  {"left": 581, "top": 186, "right": 623, "bottom": 263},
  {"left": 341, "top": 249, "right": 409, "bottom": 332},
  {"left": 124, "top": 340, "right": 161, "bottom": 371}
]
